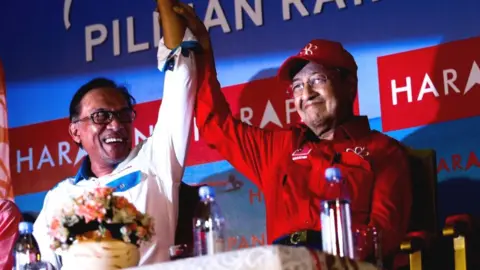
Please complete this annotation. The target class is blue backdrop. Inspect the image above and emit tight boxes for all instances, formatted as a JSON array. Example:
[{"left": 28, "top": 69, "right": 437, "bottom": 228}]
[{"left": 1, "top": 0, "right": 480, "bottom": 249}]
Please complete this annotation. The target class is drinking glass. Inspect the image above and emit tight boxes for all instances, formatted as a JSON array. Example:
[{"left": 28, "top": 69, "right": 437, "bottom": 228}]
[{"left": 353, "top": 225, "right": 382, "bottom": 269}]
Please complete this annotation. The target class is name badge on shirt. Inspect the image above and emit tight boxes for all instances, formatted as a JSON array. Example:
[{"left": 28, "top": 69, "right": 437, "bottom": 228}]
[{"left": 106, "top": 170, "right": 142, "bottom": 192}]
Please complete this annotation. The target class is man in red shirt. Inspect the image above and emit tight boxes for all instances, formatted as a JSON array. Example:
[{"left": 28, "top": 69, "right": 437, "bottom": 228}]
[{"left": 173, "top": 4, "right": 412, "bottom": 262}]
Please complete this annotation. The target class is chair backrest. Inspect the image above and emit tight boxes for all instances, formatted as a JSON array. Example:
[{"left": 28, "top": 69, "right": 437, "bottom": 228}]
[
  {"left": 405, "top": 148, "right": 438, "bottom": 233},
  {"left": 174, "top": 182, "right": 203, "bottom": 247}
]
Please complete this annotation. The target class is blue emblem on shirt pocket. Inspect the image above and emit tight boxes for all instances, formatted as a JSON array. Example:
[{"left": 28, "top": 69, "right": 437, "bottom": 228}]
[{"left": 106, "top": 170, "right": 142, "bottom": 192}]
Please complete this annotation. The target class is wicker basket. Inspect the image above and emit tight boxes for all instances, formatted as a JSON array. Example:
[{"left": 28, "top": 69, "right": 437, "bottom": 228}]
[{"left": 58, "top": 239, "right": 140, "bottom": 270}]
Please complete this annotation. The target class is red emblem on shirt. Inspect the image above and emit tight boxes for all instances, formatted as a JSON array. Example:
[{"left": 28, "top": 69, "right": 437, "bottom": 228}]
[
  {"left": 345, "top": 146, "right": 369, "bottom": 159},
  {"left": 292, "top": 146, "right": 312, "bottom": 161}
]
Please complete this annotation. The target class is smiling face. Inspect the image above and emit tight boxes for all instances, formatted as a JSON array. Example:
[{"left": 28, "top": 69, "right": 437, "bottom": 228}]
[
  {"left": 69, "top": 87, "right": 134, "bottom": 169},
  {"left": 292, "top": 61, "right": 355, "bottom": 137}
]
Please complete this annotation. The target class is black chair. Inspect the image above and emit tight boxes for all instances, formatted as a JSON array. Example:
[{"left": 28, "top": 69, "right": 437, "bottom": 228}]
[{"left": 396, "top": 148, "right": 438, "bottom": 270}]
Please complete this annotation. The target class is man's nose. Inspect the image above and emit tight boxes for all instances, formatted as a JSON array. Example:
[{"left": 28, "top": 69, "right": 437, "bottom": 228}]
[
  {"left": 301, "top": 83, "right": 316, "bottom": 100},
  {"left": 107, "top": 117, "right": 123, "bottom": 130}
]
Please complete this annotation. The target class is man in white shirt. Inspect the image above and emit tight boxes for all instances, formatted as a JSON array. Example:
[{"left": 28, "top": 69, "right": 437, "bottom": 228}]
[{"left": 33, "top": 0, "right": 197, "bottom": 268}]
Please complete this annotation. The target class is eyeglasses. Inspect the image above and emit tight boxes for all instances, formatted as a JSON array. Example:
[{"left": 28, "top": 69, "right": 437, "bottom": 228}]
[
  {"left": 289, "top": 74, "right": 329, "bottom": 97},
  {"left": 73, "top": 108, "right": 136, "bottom": 125}
]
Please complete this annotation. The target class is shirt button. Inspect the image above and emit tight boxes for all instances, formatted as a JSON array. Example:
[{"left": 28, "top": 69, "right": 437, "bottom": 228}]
[
  {"left": 119, "top": 183, "right": 125, "bottom": 189},
  {"left": 305, "top": 220, "right": 310, "bottom": 225}
]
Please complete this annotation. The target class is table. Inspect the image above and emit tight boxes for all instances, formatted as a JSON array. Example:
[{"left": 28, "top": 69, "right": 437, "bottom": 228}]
[{"left": 129, "top": 245, "right": 377, "bottom": 270}]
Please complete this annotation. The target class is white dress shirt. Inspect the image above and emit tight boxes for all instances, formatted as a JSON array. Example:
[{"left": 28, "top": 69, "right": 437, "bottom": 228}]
[{"left": 33, "top": 30, "right": 198, "bottom": 269}]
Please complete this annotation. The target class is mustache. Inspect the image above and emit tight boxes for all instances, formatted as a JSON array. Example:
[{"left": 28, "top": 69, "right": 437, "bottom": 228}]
[{"left": 301, "top": 94, "right": 325, "bottom": 109}]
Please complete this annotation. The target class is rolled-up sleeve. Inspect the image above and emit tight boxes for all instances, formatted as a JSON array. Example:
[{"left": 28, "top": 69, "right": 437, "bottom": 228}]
[
  {"left": 137, "top": 29, "right": 199, "bottom": 242},
  {"left": 147, "top": 29, "right": 198, "bottom": 182}
]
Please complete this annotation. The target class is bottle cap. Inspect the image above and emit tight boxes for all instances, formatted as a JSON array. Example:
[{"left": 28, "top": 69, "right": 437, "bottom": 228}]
[
  {"left": 198, "top": 186, "right": 215, "bottom": 199},
  {"left": 325, "top": 167, "right": 342, "bottom": 181},
  {"left": 18, "top": 221, "right": 33, "bottom": 234}
]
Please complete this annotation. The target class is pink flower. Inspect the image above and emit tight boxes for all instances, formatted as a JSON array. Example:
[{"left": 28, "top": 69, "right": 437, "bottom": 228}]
[
  {"left": 76, "top": 203, "right": 105, "bottom": 223},
  {"left": 93, "top": 187, "right": 114, "bottom": 198},
  {"left": 50, "top": 218, "right": 61, "bottom": 231}
]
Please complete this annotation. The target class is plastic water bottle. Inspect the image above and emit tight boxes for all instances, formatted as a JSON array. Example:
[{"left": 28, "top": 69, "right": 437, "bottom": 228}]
[
  {"left": 193, "top": 186, "right": 225, "bottom": 256},
  {"left": 13, "top": 222, "right": 55, "bottom": 270},
  {"left": 320, "top": 167, "right": 355, "bottom": 259},
  {"left": 13, "top": 222, "right": 40, "bottom": 269}
]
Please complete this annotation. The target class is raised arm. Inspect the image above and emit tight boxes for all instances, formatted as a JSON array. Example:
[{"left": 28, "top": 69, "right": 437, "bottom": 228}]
[
  {"left": 148, "top": 0, "right": 196, "bottom": 172},
  {"left": 156, "top": 0, "right": 185, "bottom": 49},
  {"left": 172, "top": 4, "right": 291, "bottom": 190},
  {"left": 137, "top": 1, "right": 198, "bottom": 240}
]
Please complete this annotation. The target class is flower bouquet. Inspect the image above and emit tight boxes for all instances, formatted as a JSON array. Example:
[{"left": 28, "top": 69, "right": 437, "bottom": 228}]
[{"left": 48, "top": 187, "right": 154, "bottom": 270}]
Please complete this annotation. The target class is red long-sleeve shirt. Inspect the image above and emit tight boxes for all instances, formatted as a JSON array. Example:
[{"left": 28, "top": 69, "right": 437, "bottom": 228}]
[{"left": 194, "top": 54, "right": 412, "bottom": 256}]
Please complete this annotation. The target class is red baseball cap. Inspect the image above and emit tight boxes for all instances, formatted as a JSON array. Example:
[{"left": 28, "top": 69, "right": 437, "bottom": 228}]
[{"left": 278, "top": 39, "right": 358, "bottom": 82}]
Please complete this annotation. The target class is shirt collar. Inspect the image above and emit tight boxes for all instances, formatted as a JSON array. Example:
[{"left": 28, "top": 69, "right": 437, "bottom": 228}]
[
  {"left": 74, "top": 157, "right": 94, "bottom": 184},
  {"left": 296, "top": 116, "right": 371, "bottom": 145},
  {"left": 73, "top": 156, "right": 121, "bottom": 184},
  {"left": 334, "top": 115, "right": 371, "bottom": 140}
]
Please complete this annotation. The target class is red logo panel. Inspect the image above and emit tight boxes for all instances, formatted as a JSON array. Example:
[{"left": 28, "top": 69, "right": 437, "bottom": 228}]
[{"left": 378, "top": 36, "right": 480, "bottom": 132}]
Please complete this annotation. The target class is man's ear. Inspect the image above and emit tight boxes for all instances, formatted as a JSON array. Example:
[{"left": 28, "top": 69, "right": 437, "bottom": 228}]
[
  {"left": 69, "top": 123, "right": 81, "bottom": 145},
  {"left": 349, "top": 85, "right": 357, "bottom": 103}
]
